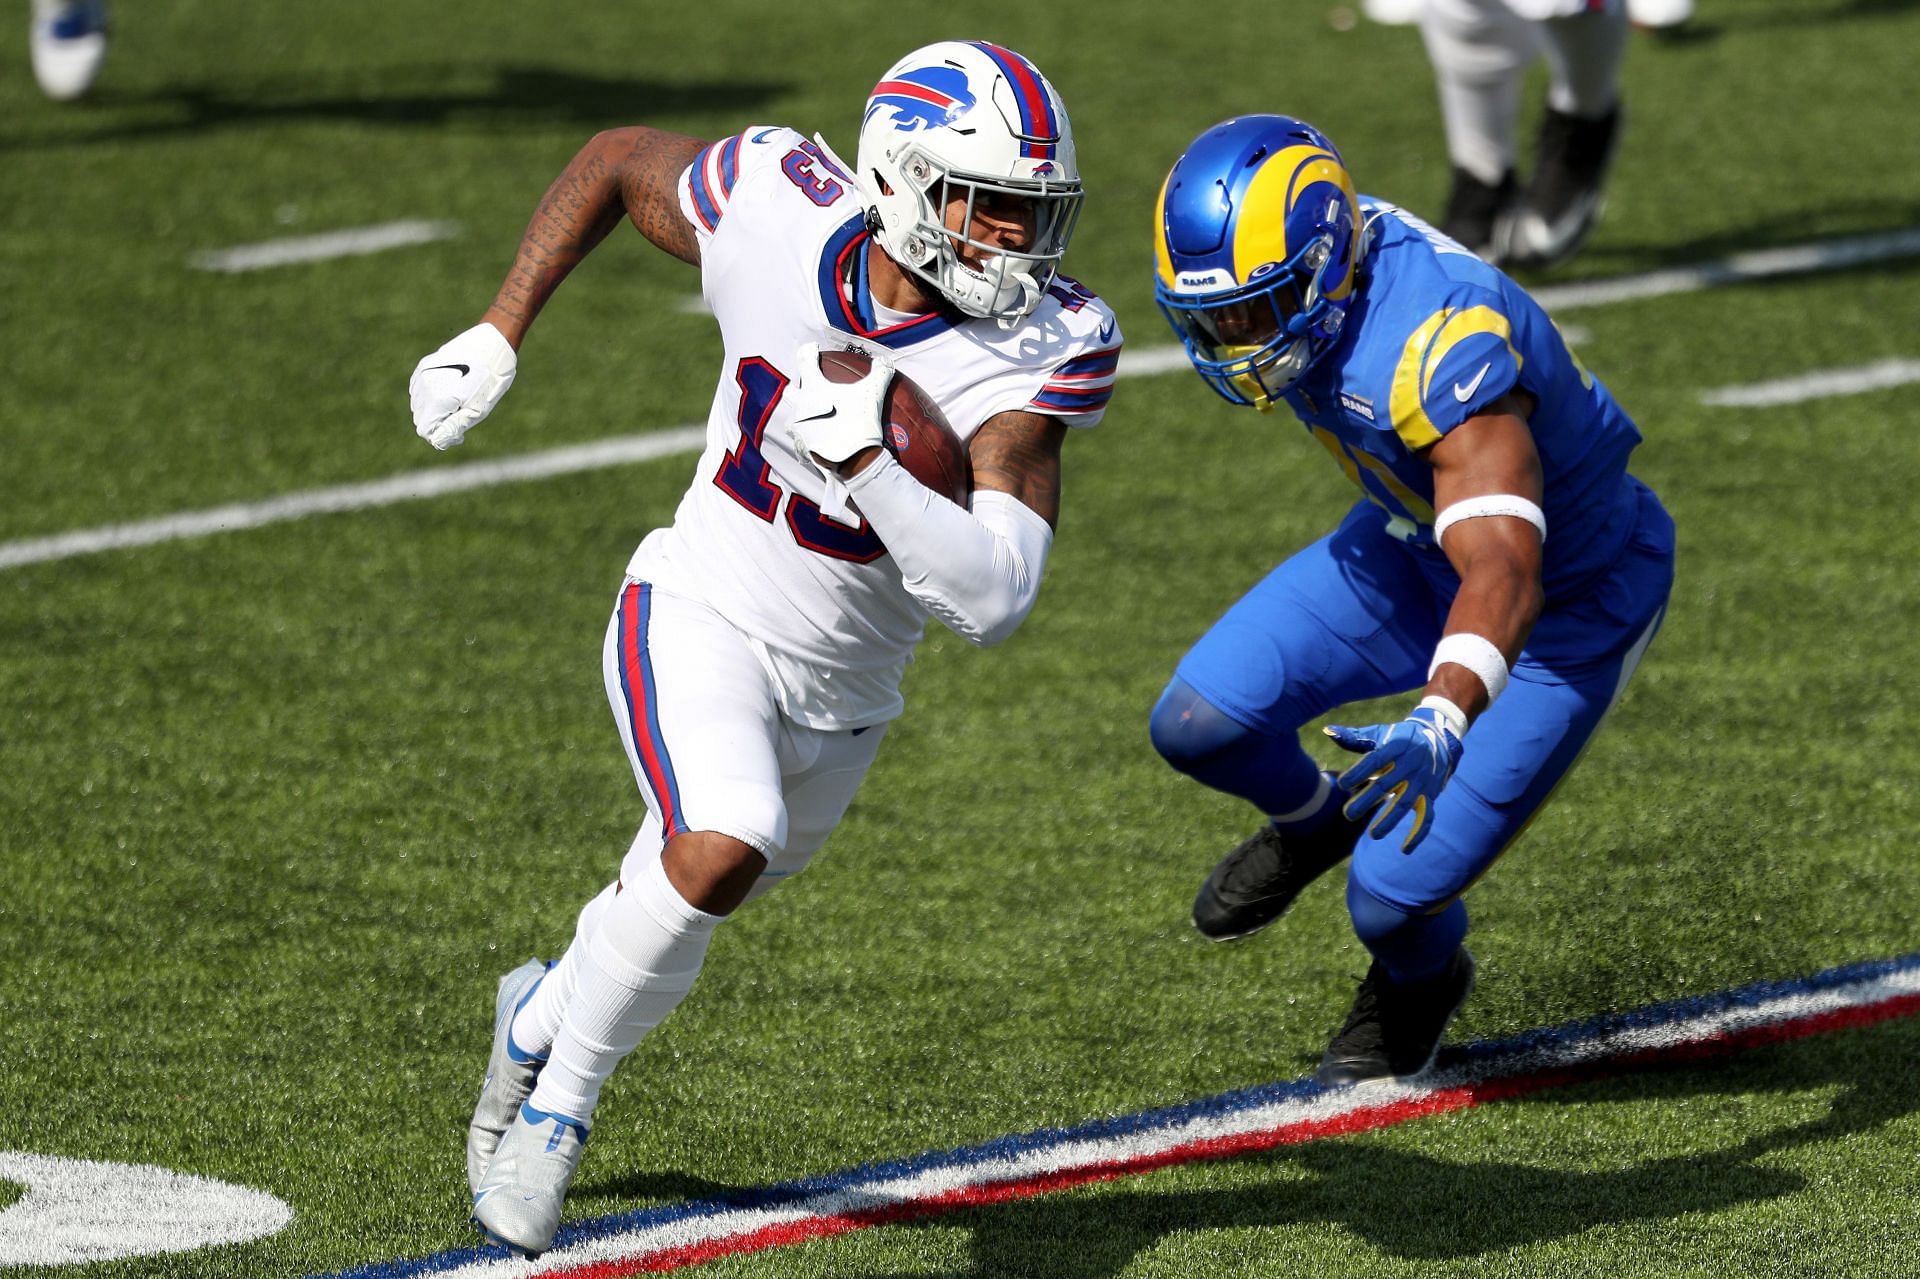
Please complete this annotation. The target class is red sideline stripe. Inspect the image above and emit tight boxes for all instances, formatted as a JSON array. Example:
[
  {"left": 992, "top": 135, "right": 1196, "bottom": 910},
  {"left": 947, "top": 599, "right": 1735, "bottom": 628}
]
[{"left": 539, "top": 986, "right": 1920, "bottom": 1279}]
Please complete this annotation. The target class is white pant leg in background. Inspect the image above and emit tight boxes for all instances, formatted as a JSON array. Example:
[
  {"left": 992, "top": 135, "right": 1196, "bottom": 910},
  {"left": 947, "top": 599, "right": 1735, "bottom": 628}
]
[{"left": 1421, "top": 0, "right": 1624, "bottom": 180}]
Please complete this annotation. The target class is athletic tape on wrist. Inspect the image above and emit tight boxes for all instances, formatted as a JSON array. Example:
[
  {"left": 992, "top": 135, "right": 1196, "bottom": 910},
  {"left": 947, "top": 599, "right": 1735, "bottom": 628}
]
[
  {"left": 1416, "top": 695, "right": 1469, "bottom": 739},
  {"left": 1428, "top": 632, "right": 1510, "bottom": 703},
  {"left": 1433, "top": 494, "right": 1547, "bottom": 546}
]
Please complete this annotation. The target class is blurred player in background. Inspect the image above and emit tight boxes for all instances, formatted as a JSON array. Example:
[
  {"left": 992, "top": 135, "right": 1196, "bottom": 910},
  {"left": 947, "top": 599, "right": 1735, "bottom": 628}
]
[
  {"left": 1148, "top": 115, "right": 1672, "bottom": 1086},
  {"left": 1363, "top": 0, "right": 1634, "bottom": 268},
  {"left": 29, "top": 0, "right": 108, "bottom": 100},
  {"left": 1424, "top": 0, "right": 1630, "bottom": 268},
  {"left": 408, "top": 39, "right": 1120, "bottom": 1257}
]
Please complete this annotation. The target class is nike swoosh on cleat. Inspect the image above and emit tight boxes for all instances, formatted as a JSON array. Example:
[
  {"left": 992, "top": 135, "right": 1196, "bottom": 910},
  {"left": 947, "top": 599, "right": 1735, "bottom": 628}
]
[
  {"left": 427, "top": 363, "right": 471, "bottom": 376},
  {"left": 1453, "top": 364, "right": 1491, "bottom": 402}
]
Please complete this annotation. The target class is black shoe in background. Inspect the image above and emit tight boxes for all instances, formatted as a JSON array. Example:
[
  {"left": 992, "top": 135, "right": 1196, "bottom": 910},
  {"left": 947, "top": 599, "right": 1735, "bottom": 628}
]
[
  {"left": 1439, "top": 166, "right": 1517, "bottom": 262},
  {"left": 1499, "top": 105, "right": 1623, "bottom": 269}
]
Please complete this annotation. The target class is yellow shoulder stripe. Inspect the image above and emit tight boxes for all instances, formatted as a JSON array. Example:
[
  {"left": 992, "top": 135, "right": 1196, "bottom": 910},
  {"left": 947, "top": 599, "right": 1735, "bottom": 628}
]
[{"left": 1388, "top": 305, "right": 1522, "bottom": 451}]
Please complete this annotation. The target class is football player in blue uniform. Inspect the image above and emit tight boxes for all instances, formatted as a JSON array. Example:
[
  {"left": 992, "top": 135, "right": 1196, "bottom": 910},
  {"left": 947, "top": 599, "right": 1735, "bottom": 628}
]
[{"left": 1148, "top": 115, "right": 1674, "bottom": 1085}]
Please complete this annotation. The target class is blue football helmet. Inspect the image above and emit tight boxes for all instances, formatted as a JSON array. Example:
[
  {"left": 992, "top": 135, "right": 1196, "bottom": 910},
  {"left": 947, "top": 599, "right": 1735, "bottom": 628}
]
[{"left": 1154, "top": 115, "right": 1362, "bottom": 410}]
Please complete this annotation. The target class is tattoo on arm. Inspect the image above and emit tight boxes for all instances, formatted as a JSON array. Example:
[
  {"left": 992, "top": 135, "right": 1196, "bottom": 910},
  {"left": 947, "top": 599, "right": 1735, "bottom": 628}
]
[
  {"left": 968, "top": 410, "right": 1068, "bottom": 528},
  {"left": 618, "top": 130, "right": 707, "bottom": 265},
  {"left": 484, "top": 127, "right": 706, "bottom": 344}
]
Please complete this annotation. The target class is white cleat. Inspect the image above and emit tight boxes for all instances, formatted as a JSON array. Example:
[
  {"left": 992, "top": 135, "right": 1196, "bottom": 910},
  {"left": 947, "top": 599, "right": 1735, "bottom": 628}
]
[
  {"left": 471, "top": 1103, "right": 589, "bottom": 1258},
  {"left": 467, "top": 959, "right": 550, "bottom": 1193},
  {"left": 30, "top": 0, "right": 109, "bottom": 102}
]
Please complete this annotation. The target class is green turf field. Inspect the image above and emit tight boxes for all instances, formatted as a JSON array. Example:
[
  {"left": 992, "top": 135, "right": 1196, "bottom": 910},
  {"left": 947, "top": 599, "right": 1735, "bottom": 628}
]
[{"left": 3, "top": 0, "right": 1919, "bottom": 1275}]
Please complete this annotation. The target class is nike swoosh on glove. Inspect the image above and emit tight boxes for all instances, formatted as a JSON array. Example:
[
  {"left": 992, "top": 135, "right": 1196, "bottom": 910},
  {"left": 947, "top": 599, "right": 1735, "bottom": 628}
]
[
  {"left": 1324, "top": 705, "right": 1466, "bottom": 853},
  {"left": 786, "top": 341, "right": 890, "bottom": 468},
  {"left": 410, "top": 322, "right": 517, "bottom": 450}
]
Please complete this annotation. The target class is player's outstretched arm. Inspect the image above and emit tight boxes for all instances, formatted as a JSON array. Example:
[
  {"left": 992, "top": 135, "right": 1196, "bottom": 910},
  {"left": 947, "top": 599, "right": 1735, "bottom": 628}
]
[
  {"left": 482, "top": 126, "right": 708, "bottom": 349},
  {"left": 1326, "top": 393, "right": 1545, "bottom": 851},
  {"left": 409, "top": 127, "right": 705, "bottom": 451}
]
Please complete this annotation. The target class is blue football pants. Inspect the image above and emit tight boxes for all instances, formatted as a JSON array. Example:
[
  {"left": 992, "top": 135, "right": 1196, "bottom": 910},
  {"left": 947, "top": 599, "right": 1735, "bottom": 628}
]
[{"left": 1160, "top": 497, "right": 1672, "bottom": 936}]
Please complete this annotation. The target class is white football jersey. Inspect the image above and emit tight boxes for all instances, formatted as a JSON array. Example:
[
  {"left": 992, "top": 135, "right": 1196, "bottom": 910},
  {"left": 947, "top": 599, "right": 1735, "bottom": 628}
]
[{"left": 626, "top": 125, "right": 1122, "bottom": 728}]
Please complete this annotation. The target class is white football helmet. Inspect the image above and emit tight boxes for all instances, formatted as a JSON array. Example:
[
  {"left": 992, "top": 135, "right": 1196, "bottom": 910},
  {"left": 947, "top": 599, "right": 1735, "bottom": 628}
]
[{"left": 852, "top": 40, "right": 1083, "bottom": 325}]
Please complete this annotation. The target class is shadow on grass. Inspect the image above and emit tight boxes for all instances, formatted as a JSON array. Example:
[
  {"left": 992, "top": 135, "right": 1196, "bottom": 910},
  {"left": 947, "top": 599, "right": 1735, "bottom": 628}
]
[
  {"left": 0, "top": 64, "right": 788, "bottom": 152},
  {"left": 585, "top": 1015, "right": 1920, "bottom": 1276}
]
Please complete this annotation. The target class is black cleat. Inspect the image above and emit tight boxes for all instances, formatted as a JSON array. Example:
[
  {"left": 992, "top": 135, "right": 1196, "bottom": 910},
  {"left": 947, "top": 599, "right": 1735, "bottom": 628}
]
[
  {"left": 1498, "top": 105, "right": 1623, "bottom": 270},
  {"left": 1191, "top": 812, "right": 1360, "bottom": 942},
  {"left": 1439, "top": 166, "right": 1517, "bottom": 262},
  {"left": 1315, "top": 947, "right": 1477, "bottom": 1087}
]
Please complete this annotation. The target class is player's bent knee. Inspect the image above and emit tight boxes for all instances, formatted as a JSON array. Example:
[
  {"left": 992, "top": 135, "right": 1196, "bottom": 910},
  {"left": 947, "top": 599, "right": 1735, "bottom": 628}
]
[
  {"left": 662, "top": 830, "right": 770, "bottom": 917},
  {"left": 1346, "top": 878, "right": 1425, "bottom": 947},
  {"left": 1148, "top": 678, "right": 1249, "bottom": 774}
]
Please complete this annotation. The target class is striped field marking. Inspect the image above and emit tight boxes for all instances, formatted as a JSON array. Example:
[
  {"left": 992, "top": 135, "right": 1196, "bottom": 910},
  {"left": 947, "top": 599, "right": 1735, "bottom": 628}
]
[
  {"left": 189, "top": 221, "right": 462, "bottom": 273},
  {"left": 1700, "top": 357, "right": 1920, "bottom": 408},
  {"left": 312, "top": 952, "right": 1920, "bottom": 1279},
  {"left": 8, "top": 226, "right": 1920, "bottom": 574}
]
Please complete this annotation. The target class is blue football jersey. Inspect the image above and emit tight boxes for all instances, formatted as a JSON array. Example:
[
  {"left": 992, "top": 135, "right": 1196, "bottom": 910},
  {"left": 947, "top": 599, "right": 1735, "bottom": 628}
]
[{"left": 1280, "top": 198, "right": 1646, "bottom": 601}]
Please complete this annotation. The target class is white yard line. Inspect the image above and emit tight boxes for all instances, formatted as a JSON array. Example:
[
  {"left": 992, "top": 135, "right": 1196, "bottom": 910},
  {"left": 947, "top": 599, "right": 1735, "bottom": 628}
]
[
  {"left": 1530, "top": 227, "right": 1920, "bottom": 310},
  {"left": 0, "top": 429, "right": 705, "bottom": 571},
  {"left": 1699, "top": 357, "right": 1920, "bottom": 408},
  {"left": 9, "top": 227, "right": 1920, "bottom": 573},
  {"left": 188, "top": 220, "right": 462, "bottom": 273}
]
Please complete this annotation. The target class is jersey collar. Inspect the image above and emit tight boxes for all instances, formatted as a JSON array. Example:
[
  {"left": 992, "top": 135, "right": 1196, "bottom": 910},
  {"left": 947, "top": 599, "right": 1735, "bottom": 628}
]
[{"left": 816, "top": 214, "right": 958, "bottom": 350}]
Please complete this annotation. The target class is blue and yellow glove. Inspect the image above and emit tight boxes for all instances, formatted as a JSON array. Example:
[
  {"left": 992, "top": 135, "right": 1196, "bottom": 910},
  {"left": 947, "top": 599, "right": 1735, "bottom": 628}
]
[{"left": 1324, "top": 698, "right": 1466, "bottom": 853}]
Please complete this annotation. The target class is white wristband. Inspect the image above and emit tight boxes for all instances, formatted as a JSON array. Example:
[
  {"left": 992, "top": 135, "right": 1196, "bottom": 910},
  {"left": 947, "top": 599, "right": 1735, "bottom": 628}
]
[
  {"left": 1428, "top": 632, "right": 1510, "bottom": 703},
  {"left": 1417, "top": 695, "right": 1469, "bottom": 739},
  {"left": 1434, "top": 494, "right": 1547, "bottom": 546}
]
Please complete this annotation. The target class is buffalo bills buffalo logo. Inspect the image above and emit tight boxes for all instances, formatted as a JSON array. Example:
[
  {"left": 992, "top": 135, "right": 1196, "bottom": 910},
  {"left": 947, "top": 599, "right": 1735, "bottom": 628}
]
[{"left": 865, "top": 66, "right": 976, "bottom": 132}]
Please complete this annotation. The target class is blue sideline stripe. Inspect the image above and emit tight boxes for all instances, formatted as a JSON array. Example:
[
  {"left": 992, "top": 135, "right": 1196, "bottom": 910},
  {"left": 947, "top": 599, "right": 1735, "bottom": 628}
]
[{"left": 311, "top": 950, "right": 1920, "bottom": 1279}]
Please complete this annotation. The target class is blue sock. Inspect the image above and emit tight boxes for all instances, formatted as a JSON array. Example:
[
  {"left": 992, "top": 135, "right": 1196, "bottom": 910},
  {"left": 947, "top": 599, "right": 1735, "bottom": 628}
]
[
  {"left": 1347, "top": 880, "right": 1467, "bottom": 985},
  {"left": 1149, "top": 678, "right": 1336, "bottom": 829}
]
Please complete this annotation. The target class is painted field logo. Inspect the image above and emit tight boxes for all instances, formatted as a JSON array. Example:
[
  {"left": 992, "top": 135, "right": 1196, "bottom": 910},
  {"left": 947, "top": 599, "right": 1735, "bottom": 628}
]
[{"left": 0, "top": 1153, "right": 292, "bottom": 1266}]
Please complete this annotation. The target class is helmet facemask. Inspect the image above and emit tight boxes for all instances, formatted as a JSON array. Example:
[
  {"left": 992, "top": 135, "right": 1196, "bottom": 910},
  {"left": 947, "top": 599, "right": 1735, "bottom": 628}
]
[
  {"left": 1157, "top": 231, "right": 1344, "bottom": 410},
  {"left": 877, "top": 144, "right": 1082, "bottom": 325}
]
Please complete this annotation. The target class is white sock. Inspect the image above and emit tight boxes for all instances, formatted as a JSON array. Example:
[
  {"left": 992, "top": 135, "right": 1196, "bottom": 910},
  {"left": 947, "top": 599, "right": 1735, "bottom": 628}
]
[
  {"left": 527, "top": 855, "right": 722, "bottom": 1123},
  {"left": 509, "top": 879, "right": 618, "bottom": 1059},
  {"left": 1421, "top": 0, "right": 1540, "bottom": 181},
  {"left": 1541, "top": 4, "right": 1629, "bottom": 117}
]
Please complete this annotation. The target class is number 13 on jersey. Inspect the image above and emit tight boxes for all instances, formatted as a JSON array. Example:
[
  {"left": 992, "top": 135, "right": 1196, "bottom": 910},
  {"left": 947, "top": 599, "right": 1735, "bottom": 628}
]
[{"left": 712, "top": 356, "right": 888, "bottom": 563}]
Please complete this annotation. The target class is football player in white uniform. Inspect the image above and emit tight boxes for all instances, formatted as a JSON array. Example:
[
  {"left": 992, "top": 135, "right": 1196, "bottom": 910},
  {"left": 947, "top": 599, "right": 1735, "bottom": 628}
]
[
  {"left": 407, "top": 40, "right": 1120, "bottom": 1258},
  {"left": 1422, "top": 0, "right": 1630, "bottom": 268}
]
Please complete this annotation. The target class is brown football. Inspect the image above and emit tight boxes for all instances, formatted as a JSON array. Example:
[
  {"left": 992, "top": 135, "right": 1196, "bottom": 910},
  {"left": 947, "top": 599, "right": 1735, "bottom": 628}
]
[{"left": 817, "top": 347, "right": 973, "bottom": 507}]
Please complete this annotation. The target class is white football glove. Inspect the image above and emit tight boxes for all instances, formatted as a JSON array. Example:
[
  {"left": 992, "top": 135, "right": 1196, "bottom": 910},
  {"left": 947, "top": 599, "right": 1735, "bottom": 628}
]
[
  {"left": 409, "top": 322, "right": 517, "bottom": 451},
  {"left": 786, "top": 341, "right": 890, "bottom": 468}
]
